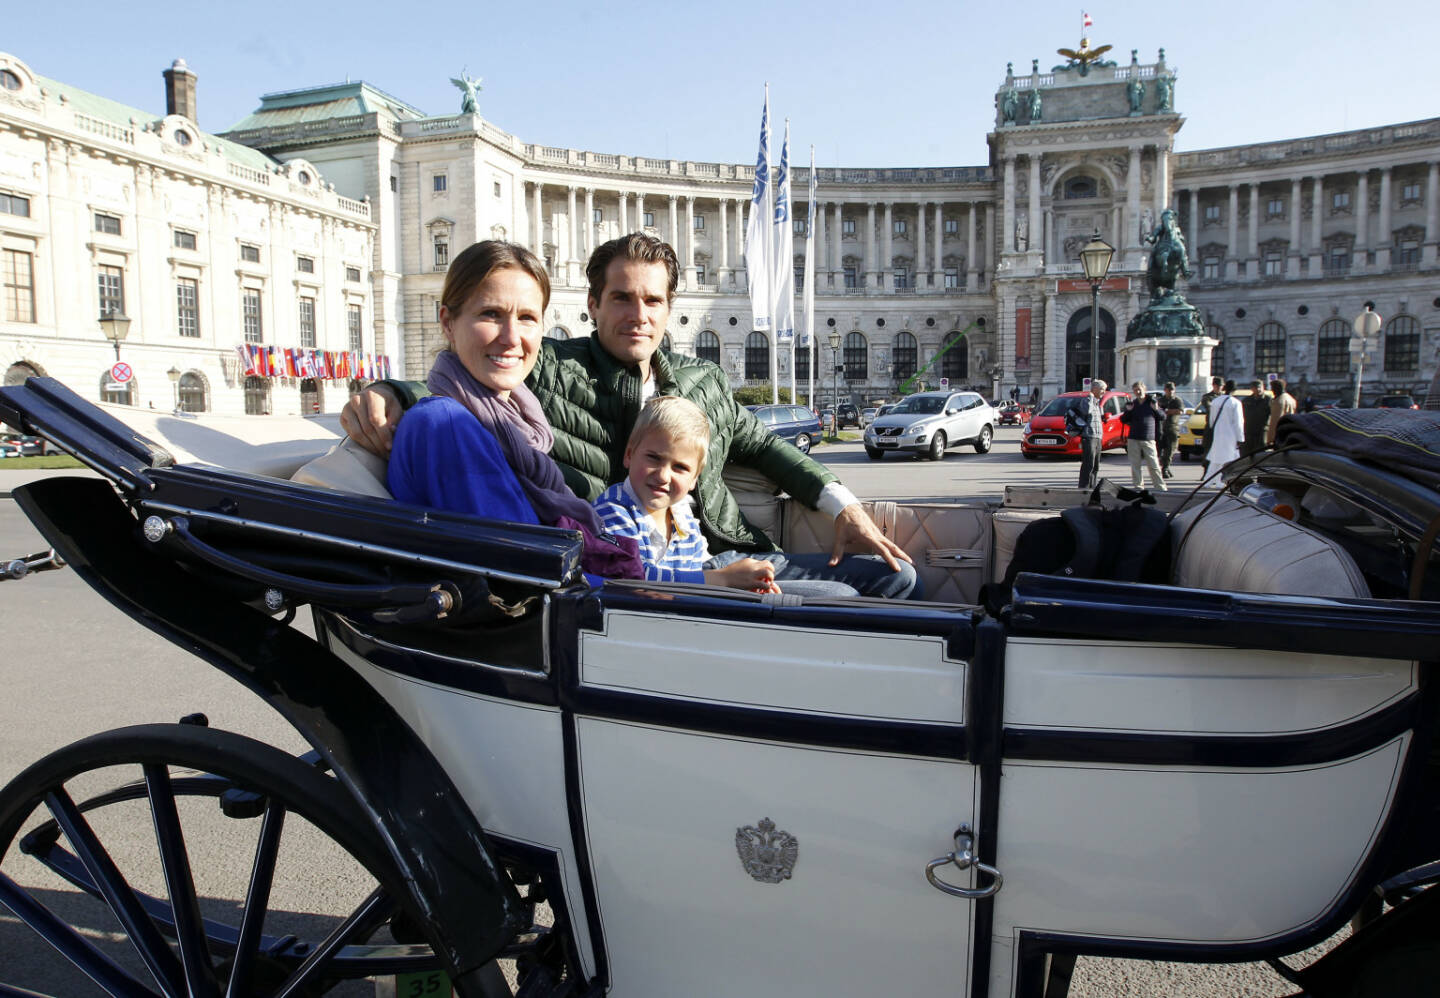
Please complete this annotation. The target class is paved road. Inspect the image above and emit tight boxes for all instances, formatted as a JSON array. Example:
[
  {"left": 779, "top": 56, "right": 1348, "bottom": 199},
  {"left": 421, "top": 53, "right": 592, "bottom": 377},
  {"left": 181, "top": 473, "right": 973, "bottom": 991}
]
[{"left": 0, "top": 441, "right": 1321, "bottom": 996}]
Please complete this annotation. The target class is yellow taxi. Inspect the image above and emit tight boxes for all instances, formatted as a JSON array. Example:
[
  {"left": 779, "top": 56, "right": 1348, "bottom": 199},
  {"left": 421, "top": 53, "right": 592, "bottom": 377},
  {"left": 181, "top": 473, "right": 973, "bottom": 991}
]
[{"left": 1176, "top": 388, "right": 1269, "bottom": 461}]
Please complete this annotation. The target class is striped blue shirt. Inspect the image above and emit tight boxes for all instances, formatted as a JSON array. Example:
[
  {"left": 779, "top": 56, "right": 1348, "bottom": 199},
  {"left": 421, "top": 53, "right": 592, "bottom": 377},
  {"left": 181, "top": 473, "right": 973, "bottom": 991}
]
[{"left": 593, "top": 480, "right": 709, "bottom": 583}]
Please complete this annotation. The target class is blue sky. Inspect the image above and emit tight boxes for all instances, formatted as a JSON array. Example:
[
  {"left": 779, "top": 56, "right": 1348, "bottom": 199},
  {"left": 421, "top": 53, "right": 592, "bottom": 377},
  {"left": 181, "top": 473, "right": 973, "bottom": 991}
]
[{"left": 8, "top": 0, "right": 1437, "bottom": 168}]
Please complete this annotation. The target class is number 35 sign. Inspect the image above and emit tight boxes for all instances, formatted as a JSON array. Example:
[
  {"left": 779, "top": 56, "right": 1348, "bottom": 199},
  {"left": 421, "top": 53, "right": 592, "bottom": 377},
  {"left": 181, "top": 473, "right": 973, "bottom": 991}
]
[{"left": 384, "top": 971, "right": 452, "bottom": 997}]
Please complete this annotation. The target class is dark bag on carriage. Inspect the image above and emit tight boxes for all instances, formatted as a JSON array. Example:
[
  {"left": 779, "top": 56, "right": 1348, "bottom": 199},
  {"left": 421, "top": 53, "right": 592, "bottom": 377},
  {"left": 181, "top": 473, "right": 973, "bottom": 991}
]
[{"left": 981, "top": 489, "right": 1171, "bottom": 615}]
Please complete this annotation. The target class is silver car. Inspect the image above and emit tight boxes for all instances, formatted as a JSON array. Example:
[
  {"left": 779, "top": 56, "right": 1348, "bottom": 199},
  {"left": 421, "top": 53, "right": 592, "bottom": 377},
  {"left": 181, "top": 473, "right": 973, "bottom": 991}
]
[{"left": 862, "top": 390, "right": 997, "bottom": 460}]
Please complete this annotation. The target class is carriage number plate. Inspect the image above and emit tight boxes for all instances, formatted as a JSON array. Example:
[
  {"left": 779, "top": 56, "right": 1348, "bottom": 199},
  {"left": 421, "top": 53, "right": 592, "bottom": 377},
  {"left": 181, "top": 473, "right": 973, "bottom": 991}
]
[{"left": 392, "top": 971, "right": 453, "bottom": 997}]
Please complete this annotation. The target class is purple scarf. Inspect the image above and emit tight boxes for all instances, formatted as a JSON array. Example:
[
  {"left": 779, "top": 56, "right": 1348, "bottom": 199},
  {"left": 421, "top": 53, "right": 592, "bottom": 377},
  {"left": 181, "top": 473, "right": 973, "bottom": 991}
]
[{"left": 427, "top": 351, "right": 642, "bottom": 580}]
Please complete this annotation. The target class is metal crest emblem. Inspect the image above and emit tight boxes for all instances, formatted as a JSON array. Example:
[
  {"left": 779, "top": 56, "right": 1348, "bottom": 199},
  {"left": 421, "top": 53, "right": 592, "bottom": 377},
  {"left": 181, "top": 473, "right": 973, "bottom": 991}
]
[{"left": 735, "top": 817, "right": 798, "bottom": 884}]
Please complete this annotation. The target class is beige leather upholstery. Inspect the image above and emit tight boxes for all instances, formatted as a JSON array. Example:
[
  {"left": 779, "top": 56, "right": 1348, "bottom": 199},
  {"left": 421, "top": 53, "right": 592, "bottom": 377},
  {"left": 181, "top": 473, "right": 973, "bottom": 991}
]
[
  {"left": 291, "top": 439, "right": 393, "bottom": 498},
  {"left": 1170, "top": 494, "right": 1370, "bottom": 598}
]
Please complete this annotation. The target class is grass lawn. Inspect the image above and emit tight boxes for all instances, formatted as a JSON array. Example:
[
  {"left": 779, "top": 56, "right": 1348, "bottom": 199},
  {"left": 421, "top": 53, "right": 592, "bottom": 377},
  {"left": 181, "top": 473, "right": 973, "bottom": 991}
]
[{"left": 0, "top": 454, "right": 85, "bottom": 470}]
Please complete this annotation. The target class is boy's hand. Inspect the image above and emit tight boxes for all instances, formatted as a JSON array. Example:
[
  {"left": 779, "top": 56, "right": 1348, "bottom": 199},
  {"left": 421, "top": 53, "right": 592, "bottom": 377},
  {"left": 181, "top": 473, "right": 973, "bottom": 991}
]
[{"left": 705, "top": 558, "right": 782, "bottom": 593}]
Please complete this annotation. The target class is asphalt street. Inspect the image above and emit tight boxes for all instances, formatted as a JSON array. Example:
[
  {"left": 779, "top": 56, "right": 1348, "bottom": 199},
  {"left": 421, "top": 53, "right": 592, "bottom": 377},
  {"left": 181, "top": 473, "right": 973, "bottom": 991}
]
[{"left": 0, "top": 431, "right": 1325, "bottom": 996}]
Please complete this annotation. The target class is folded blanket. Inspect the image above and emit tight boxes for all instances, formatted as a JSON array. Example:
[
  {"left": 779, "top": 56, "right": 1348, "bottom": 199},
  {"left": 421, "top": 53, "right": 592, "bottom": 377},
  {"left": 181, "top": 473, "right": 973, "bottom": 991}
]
[{"left": 1273, "top": 410, "right": 1440, "bottom": 490}]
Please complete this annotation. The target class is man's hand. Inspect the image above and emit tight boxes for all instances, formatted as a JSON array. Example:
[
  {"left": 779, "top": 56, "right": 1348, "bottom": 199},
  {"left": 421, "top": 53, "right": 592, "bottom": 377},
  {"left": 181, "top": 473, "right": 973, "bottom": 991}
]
[
  {"left": 705, "top": 557, "right": 781, "bottom": 593},
  {"left": 830, "top": 504, "right": 913, "bottom": 572},
  {"left": 339, "top": 384, "right": 403, "bottom": 457}
]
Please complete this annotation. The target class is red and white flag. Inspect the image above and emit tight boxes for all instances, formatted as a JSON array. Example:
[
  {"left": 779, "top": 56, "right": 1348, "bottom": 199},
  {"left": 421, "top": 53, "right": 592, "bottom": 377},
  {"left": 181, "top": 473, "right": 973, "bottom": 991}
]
[{"left": 1082, "top": 11, "right": 1093, "bottom": 29}]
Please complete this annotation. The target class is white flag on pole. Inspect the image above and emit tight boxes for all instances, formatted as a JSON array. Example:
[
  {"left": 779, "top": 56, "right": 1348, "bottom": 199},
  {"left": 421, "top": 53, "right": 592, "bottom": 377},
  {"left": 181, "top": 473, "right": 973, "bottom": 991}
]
[
  {"left": 772, "top": 122, "right": 794, "bottom": 347},
  {"left": 802, "top": 146, "right": 817, "bottom": 406},
  {"left": 744, "top": 89, "right": 772, "bottom": 333}
]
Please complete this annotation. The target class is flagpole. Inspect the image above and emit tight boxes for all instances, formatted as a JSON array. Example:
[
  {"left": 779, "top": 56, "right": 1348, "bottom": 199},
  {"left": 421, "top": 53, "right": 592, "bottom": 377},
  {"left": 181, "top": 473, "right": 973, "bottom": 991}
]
[
  {"left": 803, "top": 145, "right": 817, "bottom": 411},
  {"left": 766, "top": 105, "right": 778, "bottom": 404},
  {"left": 745, "top": 86, "right": 772, "bottom": 397}
]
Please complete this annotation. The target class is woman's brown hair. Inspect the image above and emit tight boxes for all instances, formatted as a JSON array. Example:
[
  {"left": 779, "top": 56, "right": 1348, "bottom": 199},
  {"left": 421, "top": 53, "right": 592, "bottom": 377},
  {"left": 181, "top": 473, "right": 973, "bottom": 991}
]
[{"left": 440, "top": 240, "right": 552, "bottom": 315}]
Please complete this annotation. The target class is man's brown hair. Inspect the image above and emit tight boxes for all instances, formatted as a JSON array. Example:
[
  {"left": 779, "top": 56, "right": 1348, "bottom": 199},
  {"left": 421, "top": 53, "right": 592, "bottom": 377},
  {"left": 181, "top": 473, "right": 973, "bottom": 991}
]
[{"left": 586, "top": 233, "right": 680, "bottom": 306}]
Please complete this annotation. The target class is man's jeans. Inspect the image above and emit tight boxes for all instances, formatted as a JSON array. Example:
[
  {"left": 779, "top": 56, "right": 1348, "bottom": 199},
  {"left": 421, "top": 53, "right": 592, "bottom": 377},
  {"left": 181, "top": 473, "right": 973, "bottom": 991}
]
[
  {"left": 1078, "top": 434, "right": 1103, "bottom": 490},
  {"left": 707, "top": 550, "right": 921, "bottom": 600}
]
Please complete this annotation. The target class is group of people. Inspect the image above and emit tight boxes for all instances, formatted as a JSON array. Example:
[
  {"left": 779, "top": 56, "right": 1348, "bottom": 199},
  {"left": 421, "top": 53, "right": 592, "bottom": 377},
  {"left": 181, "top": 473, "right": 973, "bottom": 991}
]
[
  {"left": 1069, "top": 373, "right": 1295, "bottom": 492},
  {"left": 343, "top": 234, "right": 920, "bottom": 600}
]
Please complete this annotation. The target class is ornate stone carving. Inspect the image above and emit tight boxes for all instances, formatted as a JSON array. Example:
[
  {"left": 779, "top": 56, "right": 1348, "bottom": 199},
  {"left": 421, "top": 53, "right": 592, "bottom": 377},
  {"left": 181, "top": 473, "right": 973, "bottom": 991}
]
[{"left": 736, "top": 818, "right": 798, "bottom": 884}]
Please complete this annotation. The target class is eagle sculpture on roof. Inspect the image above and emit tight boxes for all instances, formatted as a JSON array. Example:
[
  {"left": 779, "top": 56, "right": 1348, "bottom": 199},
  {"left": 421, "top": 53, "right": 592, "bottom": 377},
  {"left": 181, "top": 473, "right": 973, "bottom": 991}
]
[{"left": 1054, "top": 37, "right": 1115, "bottom": 76}]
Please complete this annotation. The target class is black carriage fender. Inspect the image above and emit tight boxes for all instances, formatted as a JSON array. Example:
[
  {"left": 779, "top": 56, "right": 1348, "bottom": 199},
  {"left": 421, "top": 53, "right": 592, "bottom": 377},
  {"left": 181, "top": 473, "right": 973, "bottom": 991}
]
[{"left": 11, "top": 476, "right": 528, "bottom": 980}]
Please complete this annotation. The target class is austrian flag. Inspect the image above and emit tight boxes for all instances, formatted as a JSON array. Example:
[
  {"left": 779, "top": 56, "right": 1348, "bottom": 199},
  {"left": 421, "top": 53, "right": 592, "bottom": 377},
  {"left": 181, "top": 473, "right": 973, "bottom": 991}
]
[{"left": 1082, "top": 11, "right": 1093, "bottom": 29}]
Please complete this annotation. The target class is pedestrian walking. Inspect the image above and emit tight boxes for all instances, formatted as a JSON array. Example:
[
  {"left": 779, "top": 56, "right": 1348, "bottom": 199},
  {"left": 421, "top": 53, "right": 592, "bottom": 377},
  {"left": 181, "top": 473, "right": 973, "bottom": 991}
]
[
  {"left": 1267, "top": 378, "right": 1296, "bottom": 446},
  {"left": 1241, "top": 380, "right": 1270, "bottom": 457},
  {"left": 1120, "top": 381, "right": 1167, "bottom": 491},
  {"left": 1066, "top": 379, "right": 1108, "bottom": 491},
  {"left": 1200, "top": 375, "right": 1223, "bottom": 459},
  {"left": 1205, "top": 380, "right": 1243, "bottom": 473},
  {"left": 1157, "top": 381, "right": 1185, "bottom": 478}
]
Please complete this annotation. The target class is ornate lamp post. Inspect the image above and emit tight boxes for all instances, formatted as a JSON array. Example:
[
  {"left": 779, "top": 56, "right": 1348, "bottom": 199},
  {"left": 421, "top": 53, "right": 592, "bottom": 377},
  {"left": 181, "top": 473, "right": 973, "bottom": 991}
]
[
  {"left": 828, "top": 330, "right": 842, "bottom": 439},
  {"left": 167, "top": 366, "right": 182, "bottom": 411},
  {"left": 97, "top": 312, "right": 132, "bottom": 362},
  {"left": 1351, "top": 305, "right": 1382, "bottom": 408},
  {"left": 1079, "top": 230, "right": 1115, "bottom": 386}
]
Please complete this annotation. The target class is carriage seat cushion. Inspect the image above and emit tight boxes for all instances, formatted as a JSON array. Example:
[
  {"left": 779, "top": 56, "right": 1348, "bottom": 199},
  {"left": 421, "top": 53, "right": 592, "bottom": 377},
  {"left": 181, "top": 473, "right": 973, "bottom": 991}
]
[
  {"left": 1169, "top": 494, "right": 1370, "bottom": 599},
  {"left": 291, "top": 439, "right": 394, "bottom": 499}
]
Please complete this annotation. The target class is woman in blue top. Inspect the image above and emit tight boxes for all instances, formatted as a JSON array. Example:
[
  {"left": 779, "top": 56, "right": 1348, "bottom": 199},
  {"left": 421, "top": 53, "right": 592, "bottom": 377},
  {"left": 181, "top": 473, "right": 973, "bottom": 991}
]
[{"left": 387, "top": 240, "right": 641, "bottom": 580}]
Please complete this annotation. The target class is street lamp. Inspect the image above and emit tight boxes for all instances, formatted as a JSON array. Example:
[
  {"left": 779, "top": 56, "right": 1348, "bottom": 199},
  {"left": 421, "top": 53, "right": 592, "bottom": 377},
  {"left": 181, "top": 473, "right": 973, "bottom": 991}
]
[
  {"left": 1079, "top": 229, "right": 1115, "bottom": 387},
  {"left": 97, "top": 312, "right": 132, "bottom": 362},
  {"left": 167, "top": 366, "right": 182, "bottom": 411},
  {"left": 1351, "top": 305, "right": 1382, "bottom": 408},
  {"left": 828, "top": 330, "right": 842, "bottom": 439}
]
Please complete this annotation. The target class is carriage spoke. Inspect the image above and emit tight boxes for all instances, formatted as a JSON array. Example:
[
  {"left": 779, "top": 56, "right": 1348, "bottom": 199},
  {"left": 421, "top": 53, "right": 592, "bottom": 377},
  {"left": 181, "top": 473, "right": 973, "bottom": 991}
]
[
  {"left": 45, "top": 787, "right": 186, "bottom": 997},
  {"left": 223, "top": 800, "right": 285, "bottom": 998},
  {"left": 142, "top": 764, "right": 221, "bottom": 998},
  {"left": 272, "top": 887, "right": 395, "bottom": 998},
  {"left": 0, "top": 870, "right": 160, "bottom": 998}
]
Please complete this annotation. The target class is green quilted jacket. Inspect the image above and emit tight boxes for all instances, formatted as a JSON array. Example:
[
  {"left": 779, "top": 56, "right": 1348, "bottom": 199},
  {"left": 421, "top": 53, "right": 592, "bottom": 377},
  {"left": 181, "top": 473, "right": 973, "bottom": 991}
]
[{"left": 390, "top": 334, "right": 838, "bottom": 553}]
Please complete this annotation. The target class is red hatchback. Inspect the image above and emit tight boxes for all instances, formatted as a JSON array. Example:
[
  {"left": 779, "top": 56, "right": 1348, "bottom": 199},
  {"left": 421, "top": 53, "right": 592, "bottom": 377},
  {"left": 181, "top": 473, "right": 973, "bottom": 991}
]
[{"left": 1020, "top": 389, "right": 1132, "bottom": 458}]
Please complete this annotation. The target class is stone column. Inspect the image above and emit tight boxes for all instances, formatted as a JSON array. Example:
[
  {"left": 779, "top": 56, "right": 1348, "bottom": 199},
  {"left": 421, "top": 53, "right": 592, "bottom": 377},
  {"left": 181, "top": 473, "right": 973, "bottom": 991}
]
[
  {"left": 1288, "top": 178, "right": 1303, "bottom": 279},
  {"left": 737, "top": 199, "right": 748, "bottom": 292},
  {"left": 718, "top": 200, "right": 730, "bottom": 285},
  {"left": 1185, "top": 188, "right": 1198, "bottom": 262},
  {"left": 813, "top": 200, "right": 826, "bottom": 290},
  {"left": 984, "top": 203, "right": 995, "bottom": 280},
  {"left": 1002, "top": 157, "right": 1017, "bottom": 253},
  {"left": 1424, "top": 163, "right": 1440, "bottom": 266},
  {"left": 1309, "top": 177, "right": 1324, "bottom": 273},
  {"left": 617, "top": 191, "right": 629, "bottom": 233},
  {"left": 566, "top": 186, "right": 579, "bottom": 284},
  {"left": 964, "top": 202, "right": 976, "bottom": 288},
  {"left": 1355, "top": 171, "right": 1370, "bottom": 272},
  {"left": 831, "top": 202, "right": 843, "bottom": 287},
  {"left": 1127, "top": 146, "right": 1142, "bottom": 251},
  {"left": 1376, "top": 168, "right": 1392, "bottom": 270},
  {"left": 635, "top": 192, "right": 646, "bottom": 232},
  {"left": 865, "top": 203, "right": 878, "bottom": 287},
  {"left": 1246, "top": 184, "right": 1260, "bottom": 281},
  {"left": 1154, "top": 143, "right": 1170, "bottom": 218},
  {"left": 915, "top": 203, "right": 927, "bottom": 288},
  {"left": 1028, "top": 155, "right": 1042, "bottom": 256},
  {"left": 668, "top": 195, "right": 679, "bottom": 254},
  {"left": 583, "top": 189, "right": 595, "bottom": 260},
  {"left": 934, "top": 203, "right": 945, "bottom": 288},
  {"left": 683, "top": 197, "right": 697, "bottom": 287},
  {"left": 1226, "top": 184, "right": 1240, "bottom": 281},
  {"left": 529, "top": 182, "right": 543, "bottom": 255},
  {"left": 882, "top": 202, "right": 894, "bottom": 287}
]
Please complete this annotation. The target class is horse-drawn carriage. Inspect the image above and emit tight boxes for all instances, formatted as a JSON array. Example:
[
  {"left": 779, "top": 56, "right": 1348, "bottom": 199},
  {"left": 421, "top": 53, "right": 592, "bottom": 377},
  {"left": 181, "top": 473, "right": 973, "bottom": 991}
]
[{"left": 2, "top": 377, "right": 1438, "bottom": 997}]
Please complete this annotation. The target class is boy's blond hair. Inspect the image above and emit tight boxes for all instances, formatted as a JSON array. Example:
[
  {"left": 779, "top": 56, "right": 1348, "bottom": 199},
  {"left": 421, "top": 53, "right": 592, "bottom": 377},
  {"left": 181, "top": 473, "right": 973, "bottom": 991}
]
[{"left": 628, "top": 395, "right": 711, "bottom": 470}]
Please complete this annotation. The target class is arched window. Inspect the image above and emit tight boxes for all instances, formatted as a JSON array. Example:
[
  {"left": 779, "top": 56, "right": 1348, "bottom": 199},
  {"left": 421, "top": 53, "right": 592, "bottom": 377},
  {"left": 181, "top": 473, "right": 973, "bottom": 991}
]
[
  {"left": 1254, "top": 321, "right": 1286, "bottom": 376},
  {"left": 844, "top": 332, "right": 868, "bottom": 381},
  {"left": 694, "top": 330, "right": 721, "bottom": 365},
  {"left": 99, "top": 371, "right": 136, "bottom": 406},
  {"left": 1063, "top": 175, "right": 1098, "bottom": 199},
  {"left": 545, "top": 325, "right": 569, "bottom": 340},
  {"left": 941, "top": 331, "right": 969, "bottom": 382},
  {"left": 794, "top": 337, "right": 813, "bottom": 382},
  {"left": 177, "top": 372, "right": 207, "bottom": 413},
  {"left": 4, "top": 361, "right": 40, "bottom": 387},
  {"left": 1317, "top": 318, "right": 1350, "bottom": 375},
  {"left": 744, "top": 332, "right": 769, "bottom": 381},
  {"left": 244, "top": 376, "right": 271, "bottom": 415},
  {"left": 892, "top": 332, "right": 918, "bottom": 382},
  {"left": 1383, "top": 315, "right": 1419, "bottom": 372}
]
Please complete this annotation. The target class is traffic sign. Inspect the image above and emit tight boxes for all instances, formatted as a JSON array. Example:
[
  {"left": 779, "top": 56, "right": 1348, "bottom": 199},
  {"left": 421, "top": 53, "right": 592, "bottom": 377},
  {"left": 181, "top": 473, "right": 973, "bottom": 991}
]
[
  {"left": 939, "top": 378, "right": 949, "bottom": 388},
  {"left": 110, "top": 362, "right": 133, "bottom": 383}
]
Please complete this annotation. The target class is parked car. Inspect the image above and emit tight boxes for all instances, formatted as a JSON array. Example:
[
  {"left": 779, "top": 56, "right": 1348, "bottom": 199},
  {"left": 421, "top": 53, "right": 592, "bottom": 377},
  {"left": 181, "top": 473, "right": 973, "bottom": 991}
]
[
  {"left": 834, "top": 402, "right": 861, "bottom": 429},
  {"left": 1176, "top": 387, "right": 1264, "bottom": 461},
  {"left": 0, "top": 432, "right": 42, "bottom": 457},
  {"left": 863, "top": 390, "right": 996, "bottom": 460},
  {"left": 744, "top": 404, "right": 822, "bottom": 454},
  {"left": 1372, "top": 394, "right": 1420, "bottom": 410},
  {"left": 996, "top": 401, "right": 1027, "bottom": 426},
  {"left": 860, "top": 407, "right": 878, "bottom": 427},
  {"left": 875, "top": 403, "right": 897, "bottom": 419},
  {"left": 1020, "top": 389, "right": 1132, "bottom": 458}
]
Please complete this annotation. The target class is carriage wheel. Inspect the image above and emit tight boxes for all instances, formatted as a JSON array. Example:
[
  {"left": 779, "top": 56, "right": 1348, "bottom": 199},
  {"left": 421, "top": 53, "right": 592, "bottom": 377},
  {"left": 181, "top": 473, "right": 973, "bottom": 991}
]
[{"left": 0, "top": 723, "right": 477, "bottom": 997}]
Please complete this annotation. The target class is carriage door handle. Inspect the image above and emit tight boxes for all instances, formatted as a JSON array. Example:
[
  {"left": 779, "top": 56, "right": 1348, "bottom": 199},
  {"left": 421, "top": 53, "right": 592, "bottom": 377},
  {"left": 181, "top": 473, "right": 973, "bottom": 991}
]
[{"left": 925, "top": 824, "right": 1003, "bottom": 899}]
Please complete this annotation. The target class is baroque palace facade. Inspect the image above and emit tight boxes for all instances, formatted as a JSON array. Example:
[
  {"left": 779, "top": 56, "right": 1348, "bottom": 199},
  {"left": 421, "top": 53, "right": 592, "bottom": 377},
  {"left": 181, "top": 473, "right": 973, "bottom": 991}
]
[{"left": 2, "top": 44, "right": 1438, "bottom": 416}]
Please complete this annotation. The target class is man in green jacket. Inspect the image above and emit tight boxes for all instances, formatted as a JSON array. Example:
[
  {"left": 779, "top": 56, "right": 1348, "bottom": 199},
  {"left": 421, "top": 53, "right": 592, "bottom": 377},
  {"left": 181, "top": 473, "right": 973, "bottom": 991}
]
[{"left": 342, "top": 233, "right": 917, "bottom": 598}]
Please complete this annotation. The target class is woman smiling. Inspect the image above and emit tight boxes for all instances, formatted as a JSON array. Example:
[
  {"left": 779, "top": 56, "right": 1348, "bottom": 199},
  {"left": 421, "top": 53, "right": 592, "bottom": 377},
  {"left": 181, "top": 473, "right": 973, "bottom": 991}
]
[{"left": 387, "top": 240, "right": 641, "bottom": 579}]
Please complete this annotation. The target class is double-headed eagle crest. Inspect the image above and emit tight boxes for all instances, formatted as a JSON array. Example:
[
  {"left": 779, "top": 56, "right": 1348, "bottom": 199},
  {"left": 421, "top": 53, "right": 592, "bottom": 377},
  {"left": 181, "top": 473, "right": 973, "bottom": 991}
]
[
  {"left": 735, "top": 817, "right": 799, "bottom": 884},
  {"left": 1055, "top": 37, "right": 1114, "bottom": 76}
]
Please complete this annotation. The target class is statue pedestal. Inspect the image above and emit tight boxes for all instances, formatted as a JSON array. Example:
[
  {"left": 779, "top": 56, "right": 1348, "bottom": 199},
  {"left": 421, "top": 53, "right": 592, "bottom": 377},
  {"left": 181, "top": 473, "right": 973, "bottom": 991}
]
[{"left": 1120, "top": 292, "right": 1215, "bottom": 397}]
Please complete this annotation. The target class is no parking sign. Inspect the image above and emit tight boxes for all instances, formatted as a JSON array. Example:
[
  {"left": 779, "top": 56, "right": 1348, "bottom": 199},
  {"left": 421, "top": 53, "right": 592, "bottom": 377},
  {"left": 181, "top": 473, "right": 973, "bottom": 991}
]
[{"left": 110, "top": 362, "right": 132, "bottom": 384}]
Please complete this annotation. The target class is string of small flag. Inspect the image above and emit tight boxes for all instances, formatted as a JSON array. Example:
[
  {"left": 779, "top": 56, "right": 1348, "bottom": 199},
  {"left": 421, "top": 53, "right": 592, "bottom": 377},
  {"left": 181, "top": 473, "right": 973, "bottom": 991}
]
[{"left": 234, "top": 344, "right": 392, "bottom": 381}]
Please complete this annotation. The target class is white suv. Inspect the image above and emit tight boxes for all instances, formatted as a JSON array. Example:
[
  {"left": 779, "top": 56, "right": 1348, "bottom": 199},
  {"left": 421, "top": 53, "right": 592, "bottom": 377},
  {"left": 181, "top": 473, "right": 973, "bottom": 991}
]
[{"left": 863, "top": 391, "right": 997, "bottom": 460}]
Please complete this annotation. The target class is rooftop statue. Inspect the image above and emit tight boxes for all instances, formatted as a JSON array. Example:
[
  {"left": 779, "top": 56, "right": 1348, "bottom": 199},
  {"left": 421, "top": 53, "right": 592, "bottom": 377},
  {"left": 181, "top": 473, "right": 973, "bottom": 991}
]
[
  {"left": 1054, "top": 35, "right": 1116, "bottom": 76},
  {"left": 1028, "top": 87, "right": 1042, "bottom": 122},
  {"left": 1156, "top": 74, "right": 1174, "bottom": 112},
  {"left": 1127, "top": 75, "right": 1145, "bottom": 115},
  {"left": 1000, "top": 88, "right": 1019, "bottom": 124},
  {"left": 451, "top": 70, "right": 482, "bottom": 115}
]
